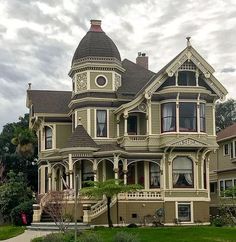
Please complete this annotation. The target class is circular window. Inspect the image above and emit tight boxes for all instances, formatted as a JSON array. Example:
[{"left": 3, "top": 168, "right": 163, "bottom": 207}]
[{"left": 96, "top": 76, "right": 107, "bottom": 87}]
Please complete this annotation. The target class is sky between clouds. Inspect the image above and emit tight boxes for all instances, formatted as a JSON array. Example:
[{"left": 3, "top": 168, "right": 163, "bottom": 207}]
[{"left": 0, "top": 0, "right": 236, "bottom": 131}]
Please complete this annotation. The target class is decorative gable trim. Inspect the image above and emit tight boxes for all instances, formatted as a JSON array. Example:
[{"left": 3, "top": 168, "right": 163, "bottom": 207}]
[{"left": 163, "top": 137, "right": 208, "bottom": 148}]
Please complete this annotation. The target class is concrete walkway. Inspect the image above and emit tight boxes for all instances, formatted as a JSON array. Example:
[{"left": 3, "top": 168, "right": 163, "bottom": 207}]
[{"left": 1, "top": 230, "right": 52, "bottom": 242}]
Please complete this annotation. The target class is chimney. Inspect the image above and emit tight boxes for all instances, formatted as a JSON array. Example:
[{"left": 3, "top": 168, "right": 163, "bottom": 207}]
[
  {"left": 89, "top": 19, "right": 103, "bottom": 32},
  {"left": 136, "top": 52, "right": 148, "bottom": 69}
]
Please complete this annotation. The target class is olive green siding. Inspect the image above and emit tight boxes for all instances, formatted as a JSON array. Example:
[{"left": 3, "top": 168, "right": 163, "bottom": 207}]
[
  {"left": 77, "top": 109, "right": 87, "bottom": 130},
  {"left": 164, "top": 202, "right": 175, "bottom": 223},
  {"left": 206, "top": 104, "right": 213, "bottom": 135},
  {"left": 56, "top": 124, "right": 72, "bottom": 148},
  {"left": 90, "top": 72, "right": 113, "bottom": 90},
  {"left": 151, "top": 103, "right": 160, "bottom": 134},
  {"left": 109, "top": 110, "right": 115, "bottom": 138},
  {"left": 119, "top": 117, "right": 124, "bottom": 137},
  {"left": 193, "top": 202, "right": 209, "bottom": 222}
]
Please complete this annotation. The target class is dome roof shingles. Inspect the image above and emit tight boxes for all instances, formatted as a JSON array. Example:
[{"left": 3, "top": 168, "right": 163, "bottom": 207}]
[{"left": 72, "top": 20, "right": 121, "bottom": 63}]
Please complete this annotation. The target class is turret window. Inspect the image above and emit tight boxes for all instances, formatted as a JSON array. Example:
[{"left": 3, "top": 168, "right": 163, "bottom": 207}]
[
  {"left": 45, "top": 126, "right": 52, "bottom": 149},
  {"left": 96, "top": 76, "right": 107, "bottom": 87},
  {"left": 96, "top": 110, "right": 107, "bottom": 137}
]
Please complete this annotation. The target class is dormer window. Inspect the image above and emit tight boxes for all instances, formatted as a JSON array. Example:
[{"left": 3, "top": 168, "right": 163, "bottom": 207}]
[
  {"left": 178, "top": 71, "right": 196, "bottom": 86},
  {"left": 45, "top": 126, "right": 52, "bottom": 149}
]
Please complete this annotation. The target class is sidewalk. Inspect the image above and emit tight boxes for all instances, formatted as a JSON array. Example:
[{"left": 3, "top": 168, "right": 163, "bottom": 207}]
[{"left": 1, "top": 230, "right": 52, "bottom": 242}]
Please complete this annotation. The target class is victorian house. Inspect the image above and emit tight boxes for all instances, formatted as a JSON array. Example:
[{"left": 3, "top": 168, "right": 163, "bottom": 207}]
[{"left": 27, "top": 20, "right": 228, "bottom": 225}]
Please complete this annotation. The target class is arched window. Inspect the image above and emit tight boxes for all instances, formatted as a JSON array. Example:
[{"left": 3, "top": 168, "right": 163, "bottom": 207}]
[
  {"left": 45, "top": 126, "right": 52, "bottom": 149},
  {"left": 173, "top": 157, "right": 193, "bottom": 188}
]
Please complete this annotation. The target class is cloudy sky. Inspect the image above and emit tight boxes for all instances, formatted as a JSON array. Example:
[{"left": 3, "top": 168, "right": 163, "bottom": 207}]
[{"left": 0, "top": 0, "right": 236, "bottom": 130}]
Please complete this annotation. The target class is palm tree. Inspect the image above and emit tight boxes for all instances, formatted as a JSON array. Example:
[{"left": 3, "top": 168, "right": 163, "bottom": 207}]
[
  {"left": 11, "top": 126, "right": 36, "bottom": 158},
  {"left": 80, "top": 179, "right": 142, "bottom": 227}
]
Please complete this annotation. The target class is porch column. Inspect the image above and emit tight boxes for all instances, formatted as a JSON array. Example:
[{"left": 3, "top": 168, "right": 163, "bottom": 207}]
[
  {"left": 48, "top": 164, "right": 52, "bottom": 191},
  {"left": 124, "top": 112, "right": 128, "bottom": 136},
  {"left": 197, "top": 103, "right": 200, "bottom": 133},
  {"left": 123, "top": 159, "right": 128, "bottom": 185},
  {"left": 144, "top": 161, "right": 149, "bottom": 189},
  {"left": 93, "top": 159, "right": 97, "bottom": 182},
  {"left": 114, "top": 154, "right": 119, "bottom": 181},
  {"left": 116, "top": 117, "right": 120, "bottom": 137},
  {"left": 160, "top": 158, "right": 165, "bottom": 190},
  {"left": 69, "top": 154, "right": 73, "bottom": 189},
  {"left": 66, "top": 172, "right": 69, "bottom": 188}
]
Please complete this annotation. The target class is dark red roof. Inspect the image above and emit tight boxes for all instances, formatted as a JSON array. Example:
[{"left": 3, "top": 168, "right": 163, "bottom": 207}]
[{"left": 217, "top": 123, "right": 236, "bottom": 142}]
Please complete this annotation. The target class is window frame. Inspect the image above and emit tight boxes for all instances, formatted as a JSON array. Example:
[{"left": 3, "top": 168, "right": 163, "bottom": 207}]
[
  {"left": 179, "top": 102, "right": 197, "bottom": 132},
  {"left": 224, "top": 143, "right": 229, "bottom": 156},
  {"left": 172, "top": 156, "right": 194, "bottom": 189},
  {"left": 96, "top": 109, "right": 108, "bottom": 138},
  {"left": 149, "top": 162, "right": 160, "bottom": 189},
  {"left": 95, "top": 75, "right": 108, "bottom": 88},
  {"left": 161, "top": 102, "right": 176, "bottom": 133},
  {"left": 44, "top": 126, "right": 53, "bottom": 150},
  {"left": 176, "top": 202, "right": 193, "bottom": 223},
  {"left": 219, "top": 178, "right": 236, "bottom": 197}
]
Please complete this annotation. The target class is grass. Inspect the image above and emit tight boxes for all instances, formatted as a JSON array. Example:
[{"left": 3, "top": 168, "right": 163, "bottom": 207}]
[
  {"left": 0, "top": 225, "right": 25, "bottom": 240},
  {"left": 32, "top": 226, "right": 236, "bottom": 242},
  {"left": 97, "top": 227, "right": 236, "bottom": 242}
]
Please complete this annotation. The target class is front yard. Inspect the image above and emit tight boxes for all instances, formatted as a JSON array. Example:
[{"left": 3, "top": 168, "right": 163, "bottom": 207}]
[
  {"left": 0, "top": 225, "right": 25, "bottom": 240},
  {"left": 32, "top": 226, "right": 236, "bottom": 242}
]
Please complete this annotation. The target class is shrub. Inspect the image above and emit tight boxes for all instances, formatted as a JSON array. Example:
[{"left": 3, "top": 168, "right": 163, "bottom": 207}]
[
  {"left": 10, "top": 200, "right": 33, "bottom": 225},
  {"left": 211, "top": 216, "right": 225, "bottom": 227},
  {"left": 113, "top": 231, "right": 139, "bottom": 242},
  {"left": 78, "top": 232, "right": 103, "bottom": 242},
  {"left": 127, "top": 223, "right": 138, "bottom": 228}
]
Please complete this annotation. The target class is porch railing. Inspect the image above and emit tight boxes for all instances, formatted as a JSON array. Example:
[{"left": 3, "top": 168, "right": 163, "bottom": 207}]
[{"left": 118, "top": 191, "right": 162, "bottom": 200}]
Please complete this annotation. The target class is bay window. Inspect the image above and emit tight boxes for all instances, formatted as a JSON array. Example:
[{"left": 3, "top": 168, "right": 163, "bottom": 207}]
[
  {"left": 45, "top": 126, "right": 52, "bottom": 149},
  {"left": 162, "top": 103, "right": 176, "bottom": 132},
  {"left": 173, "top": 157, "right": 193, "bottom": 188},
  {"left": 161, "top": 102, "right": 206, "bottom": 133},
  {"left": 179, "top": 103, "right": 197, "bottom": 132},
  {"left": 96, "top": 110, "right": 107, "bottom": 137}
]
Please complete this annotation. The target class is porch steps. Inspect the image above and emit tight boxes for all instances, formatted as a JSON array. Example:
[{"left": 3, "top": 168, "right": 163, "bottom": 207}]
[
  {"left": 40, "top": 210, "right": 54, "bottom": 222},
  {"left": 27, "top": 222, "right": 90, "bottom": 231}
]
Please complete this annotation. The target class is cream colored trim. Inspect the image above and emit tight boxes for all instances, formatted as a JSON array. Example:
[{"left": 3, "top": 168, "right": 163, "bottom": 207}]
[
  {"left": 175, "top": 201, "right": 194, "bottom": 223},
  {"left": 95, "top": 74, "right": 108, "bottom": 88},
  {"left": 75, "top": 110, "right": 78, "bottom": 128},
  {"left": 87, "top": 109, "right": 91, "bottom": 135},
  {"left": 34, "top": 113, "right": 69, "bottom": 117},
  {"left": 87, "top": 70, "right": 90, "bottom": 90}
]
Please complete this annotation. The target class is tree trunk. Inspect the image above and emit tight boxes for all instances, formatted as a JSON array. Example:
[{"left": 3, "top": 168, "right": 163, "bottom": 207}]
[{"left": 107, "top": 196, "right": 113, "bottom": 227}]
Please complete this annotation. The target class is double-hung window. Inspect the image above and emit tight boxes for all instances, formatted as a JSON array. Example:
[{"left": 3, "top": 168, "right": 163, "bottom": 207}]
[
  {"left": 96, "top": 110, "right": 107, "bottom": 137},
  {"left": 179, "top": 103, "right": 197, "bottom": 132},
  {"left": 45, "top": 126, "right": 52, "bottom": 149},
  {"left": 162, "top": 103, "right": 176, "bottom": 132},
  {"left": 149, "top": 163, "right": 160, "bottom": 188}
]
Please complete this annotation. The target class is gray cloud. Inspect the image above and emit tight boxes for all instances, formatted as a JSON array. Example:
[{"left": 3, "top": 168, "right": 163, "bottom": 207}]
[{"left": 221, "top": 67, "right": 236, "bottom": 73}]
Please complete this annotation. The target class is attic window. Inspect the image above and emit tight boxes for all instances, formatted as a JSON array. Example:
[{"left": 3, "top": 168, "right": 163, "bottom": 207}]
[{"left": 178, "top": 71, "right": 196, "bottom": 86}]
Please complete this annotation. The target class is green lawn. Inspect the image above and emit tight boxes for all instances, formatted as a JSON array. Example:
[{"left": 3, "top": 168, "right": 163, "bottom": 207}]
[
  {"left": 32, "top": 227, "right": 236, "bottom": 242},
  {"left": 95, "top": 227, "right": 236, "bottom": 242},
  {"left": 0, "top": 225, "right": 25, "bottom": 240}
]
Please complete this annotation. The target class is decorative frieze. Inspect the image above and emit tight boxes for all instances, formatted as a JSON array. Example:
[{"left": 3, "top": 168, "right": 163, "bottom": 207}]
[
  {"left": 76, "top": 72, "right": 87, "bottom": 91},
  {"left": 170, "top": 138, "right": 207, "bottom": 147},
  {"left": 114, "top": 73, "right": 121, "bottom": 90}
]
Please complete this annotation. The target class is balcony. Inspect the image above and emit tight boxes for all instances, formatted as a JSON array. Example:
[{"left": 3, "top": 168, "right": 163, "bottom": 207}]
[{"left": 117, "top": 135, "right": 148, "bottom": 149}]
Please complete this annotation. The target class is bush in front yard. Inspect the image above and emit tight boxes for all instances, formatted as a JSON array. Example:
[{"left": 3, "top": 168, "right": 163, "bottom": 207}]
[{"left": 10, "top": 200, "right": 33, "bottom": 225}]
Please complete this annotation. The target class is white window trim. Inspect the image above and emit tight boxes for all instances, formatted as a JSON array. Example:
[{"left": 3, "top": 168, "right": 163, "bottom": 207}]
[
  {"left": 41, "top": 124, "right": 55, "bottom": 151},
  {"left": 95, "top": 109, "right": 109, "bottom": 139},
  {"left": 223, "top": 143, "right": 229, "bottom": 156},
  {"left": 95, "top": 75, "right": 108, "bottom": 88},
  {"left": 175, "top": 201, "right": 194, "bottom": 223},
  {"left": 161, "top": 101, "right": 206, "bottom": 134},
  {"left": 218, "top": 178, "right": 236, "bottom": 197}
]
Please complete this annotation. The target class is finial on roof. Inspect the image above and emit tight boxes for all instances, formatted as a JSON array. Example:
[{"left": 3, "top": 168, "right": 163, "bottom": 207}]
[
  {"left": 186, "top": 36, "right": 191, "bottom": 47},
  {"left": 28, "top": 83, "right": 32, "bottom": 90},
  {"left": 78, "top": 117, "right": 82, "bottom": 125}
]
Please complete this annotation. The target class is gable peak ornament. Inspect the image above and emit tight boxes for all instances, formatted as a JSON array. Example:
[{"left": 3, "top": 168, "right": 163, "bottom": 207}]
[{"left": 186, "top": 36, "right": 191, "bottom": 47}]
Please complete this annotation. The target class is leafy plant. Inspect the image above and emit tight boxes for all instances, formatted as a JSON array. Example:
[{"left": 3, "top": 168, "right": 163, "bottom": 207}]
[
  {"left": 78, "top": 232, "right": 103, "bottom": 242},
  {"left": 80, "top": 179, "right": 142, "bottom": 227},
  {"left": 10, "top": 200, "right": 33, "bottom": 225}
]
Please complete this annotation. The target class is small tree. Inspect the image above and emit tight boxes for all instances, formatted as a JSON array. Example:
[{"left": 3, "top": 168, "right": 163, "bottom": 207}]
[
  {"left": 43, "top": 190, "right": 73, "bottom": 233},
  {"left": 80, "top": 179, "right": 142, "bottom": 227}
]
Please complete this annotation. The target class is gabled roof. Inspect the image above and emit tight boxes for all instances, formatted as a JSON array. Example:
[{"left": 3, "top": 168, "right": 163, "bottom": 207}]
[
  {"left": 27, "top": 90, "right": 71, "bottom": 114},
  {"left": 217, "top": 123, "right": 236, "bottom": 142},
  {"left": 118, "top": 59, "right": 155, "bottom": 94},
  {"left": 65, "top": 124, "right": 99, "bottom": 149}
]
